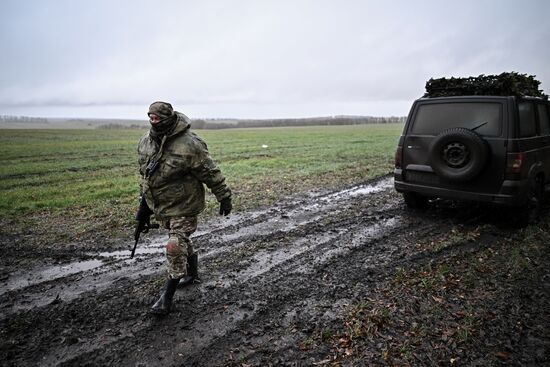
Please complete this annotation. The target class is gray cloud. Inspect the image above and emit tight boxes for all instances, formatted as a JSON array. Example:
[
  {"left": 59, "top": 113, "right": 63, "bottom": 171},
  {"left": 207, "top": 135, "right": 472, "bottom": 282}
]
[{"left": 1, "top": 0, "right": 549, "bottom": 118}]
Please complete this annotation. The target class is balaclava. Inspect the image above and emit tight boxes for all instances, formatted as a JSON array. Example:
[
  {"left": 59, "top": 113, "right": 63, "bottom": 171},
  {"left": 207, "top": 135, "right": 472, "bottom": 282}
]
[{"left": 148, "top": 101, "right": 177, "bottom": 139}]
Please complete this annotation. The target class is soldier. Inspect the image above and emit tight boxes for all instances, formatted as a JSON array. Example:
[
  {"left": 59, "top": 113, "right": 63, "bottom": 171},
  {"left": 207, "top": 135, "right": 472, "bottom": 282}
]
[{"left": 137, "top": 101, "right": 232, "bottom": 315}]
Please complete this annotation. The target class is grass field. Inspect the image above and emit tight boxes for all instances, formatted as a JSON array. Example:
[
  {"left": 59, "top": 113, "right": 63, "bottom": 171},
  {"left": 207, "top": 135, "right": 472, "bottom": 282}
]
[{"left": 0, "top": 124, "right": 403, "bottom": 246}]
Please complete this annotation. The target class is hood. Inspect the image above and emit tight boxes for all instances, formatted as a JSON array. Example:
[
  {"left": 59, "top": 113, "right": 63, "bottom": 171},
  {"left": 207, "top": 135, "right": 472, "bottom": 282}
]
[{"left": 165, "top": 111, "right": 191, "bottom": 138}]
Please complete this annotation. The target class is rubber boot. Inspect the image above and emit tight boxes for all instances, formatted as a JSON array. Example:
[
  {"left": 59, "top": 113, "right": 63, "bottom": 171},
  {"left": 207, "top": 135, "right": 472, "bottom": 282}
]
[
  {"left": 179, "top": 253, "right": 199, "bottom": 287},
  {"left": 150, "top": 277, "right": 180, "bottom": 315}
]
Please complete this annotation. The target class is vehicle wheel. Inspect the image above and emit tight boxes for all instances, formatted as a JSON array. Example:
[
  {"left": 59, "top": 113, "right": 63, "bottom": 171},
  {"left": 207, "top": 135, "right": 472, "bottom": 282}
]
[
  {"left": 403, "top": 192, "right": 428, "bottom": 210},
  {"left": 527, "top": 178, "right": 544, "bottom": 223},
  {"left": 518, "top": 178, "right": 544, "bottom": 227},
  {"left": 429, "top": 128, "right": 488, "bottom": 182}
]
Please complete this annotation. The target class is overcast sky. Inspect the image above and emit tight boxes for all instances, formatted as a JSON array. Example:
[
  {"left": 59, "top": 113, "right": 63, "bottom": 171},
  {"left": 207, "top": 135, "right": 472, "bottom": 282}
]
[{"left": 1, "top": 0, "right": 549, "bottom": 119}]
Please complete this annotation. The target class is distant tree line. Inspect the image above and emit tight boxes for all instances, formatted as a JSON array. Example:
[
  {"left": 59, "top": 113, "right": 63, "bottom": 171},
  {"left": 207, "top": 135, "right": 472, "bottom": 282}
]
[
  {"left": 191, "top": 115, "right": 406, "bottom": 129},
  {"left": 0, "top": 115, "right": 49, "bottom": 124},
  {"left": 1, "top": 114, "right": 406, "bottom": 129},
  {"left": 96, "top": 123, "right": 147, "bottom": 129}
]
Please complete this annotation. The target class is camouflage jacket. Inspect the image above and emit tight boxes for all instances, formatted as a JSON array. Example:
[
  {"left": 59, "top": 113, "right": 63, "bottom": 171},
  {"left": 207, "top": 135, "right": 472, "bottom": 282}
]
[{"left": 138, "top": 112, "right": 231, "bottom": 220}]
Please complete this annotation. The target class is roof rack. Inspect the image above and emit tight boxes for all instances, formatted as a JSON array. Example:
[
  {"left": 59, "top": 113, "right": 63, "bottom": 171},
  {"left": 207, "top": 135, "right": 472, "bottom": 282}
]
[{"left": 424, "top": 72, "right": 548, "bottom": 99}]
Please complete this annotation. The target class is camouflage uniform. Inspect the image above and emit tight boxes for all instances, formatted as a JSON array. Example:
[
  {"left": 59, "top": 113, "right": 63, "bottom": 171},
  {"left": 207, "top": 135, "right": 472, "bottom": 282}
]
[
  {"left": 138, "top": 103, "right": 231, "bottom": 279},
  {"left": 163, "top": 216, "right": 198, "bottom": 278}
]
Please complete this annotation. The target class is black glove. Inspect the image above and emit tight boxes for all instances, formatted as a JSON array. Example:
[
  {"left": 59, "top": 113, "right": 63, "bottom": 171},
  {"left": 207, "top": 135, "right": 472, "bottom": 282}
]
[
  {"left": 219, "top": 197, "right": 232, "bottom": 216},
  {"left": 135, "top": 196, "right": 153, "bottom": 228}
]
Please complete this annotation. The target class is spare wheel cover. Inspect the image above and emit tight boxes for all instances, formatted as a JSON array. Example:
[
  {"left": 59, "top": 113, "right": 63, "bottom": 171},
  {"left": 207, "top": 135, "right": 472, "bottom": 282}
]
[{"left": 429, "top": 127, "right": 488, "bottom": 182}]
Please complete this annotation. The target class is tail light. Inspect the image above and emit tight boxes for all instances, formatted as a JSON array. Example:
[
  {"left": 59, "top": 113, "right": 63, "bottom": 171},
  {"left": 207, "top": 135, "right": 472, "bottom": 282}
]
[
  {"left": 506, "top": 152, "right": 524, "bottom": 177},
  {"left": 394, "top": 146, "right": 403, "bottom": 168}
]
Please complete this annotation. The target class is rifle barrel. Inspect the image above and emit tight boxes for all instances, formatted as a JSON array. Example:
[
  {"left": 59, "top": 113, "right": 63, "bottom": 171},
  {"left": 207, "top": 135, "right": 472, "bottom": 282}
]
[{"left": 130, "top": 238, "right": 139, "bottom": 258}]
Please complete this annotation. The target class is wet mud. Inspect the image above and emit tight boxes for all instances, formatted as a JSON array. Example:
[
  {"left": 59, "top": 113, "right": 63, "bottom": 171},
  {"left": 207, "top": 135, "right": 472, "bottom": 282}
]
[{"left": 1, "top": 176, "right": 549, "bottom": 366}]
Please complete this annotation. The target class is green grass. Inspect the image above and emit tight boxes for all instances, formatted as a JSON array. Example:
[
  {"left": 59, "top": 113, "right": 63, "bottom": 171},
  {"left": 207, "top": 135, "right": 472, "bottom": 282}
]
[{"left": 0, "top": 124, "right": 403, "bottom": 245}]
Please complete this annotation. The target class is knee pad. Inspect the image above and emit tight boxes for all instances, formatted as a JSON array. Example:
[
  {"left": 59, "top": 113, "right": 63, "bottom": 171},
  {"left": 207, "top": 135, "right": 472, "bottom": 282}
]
[{"left": 165, "top": 238, "right": 183, "bottom": 255}]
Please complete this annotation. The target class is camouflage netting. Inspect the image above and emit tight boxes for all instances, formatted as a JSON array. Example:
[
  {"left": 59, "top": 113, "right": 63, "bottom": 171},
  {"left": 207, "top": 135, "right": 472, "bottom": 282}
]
[{"left": 424, "top": 72, "right": 548, "bottom": 99}]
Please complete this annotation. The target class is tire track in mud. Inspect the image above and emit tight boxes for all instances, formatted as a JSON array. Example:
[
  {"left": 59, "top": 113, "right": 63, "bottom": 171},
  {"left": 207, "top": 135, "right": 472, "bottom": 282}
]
[
  {"left": 1, "top": 176, "right": 467, "bottom": 366},
  {"left": 0, "top": 177, "right": 393, "bottom": 313},
  {"left": 122, "top": 214, "right": 409, "bottom": 367},
  {"left": 47, "top": 210, "right": 407, "bottom": 366}
]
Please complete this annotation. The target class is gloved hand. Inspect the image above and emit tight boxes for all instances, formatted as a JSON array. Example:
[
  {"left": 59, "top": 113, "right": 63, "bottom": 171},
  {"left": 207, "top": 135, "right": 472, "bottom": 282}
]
[
  {"left": 219, "top": 197, "right": 232, "bottom": 216},
  {"left": 136, "top": 197, "right": 153, "bottom": 229}
]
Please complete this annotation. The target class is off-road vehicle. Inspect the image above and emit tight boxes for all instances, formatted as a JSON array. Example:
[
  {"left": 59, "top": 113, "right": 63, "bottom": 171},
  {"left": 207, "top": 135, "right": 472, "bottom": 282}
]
[{"left": 394, "top": 73, "right": 550, "bottom": 221}]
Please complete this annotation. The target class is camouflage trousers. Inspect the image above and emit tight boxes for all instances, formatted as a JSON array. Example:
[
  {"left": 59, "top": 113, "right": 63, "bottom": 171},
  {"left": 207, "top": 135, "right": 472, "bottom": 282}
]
[{"left": 162, "top": 216, "right": 198, "bottom": 279}]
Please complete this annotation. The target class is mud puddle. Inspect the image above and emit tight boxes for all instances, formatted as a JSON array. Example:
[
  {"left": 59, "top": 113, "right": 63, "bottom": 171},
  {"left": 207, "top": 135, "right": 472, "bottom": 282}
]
[{"left": 1, "top": 260, "right": 104, "bottom": 296}]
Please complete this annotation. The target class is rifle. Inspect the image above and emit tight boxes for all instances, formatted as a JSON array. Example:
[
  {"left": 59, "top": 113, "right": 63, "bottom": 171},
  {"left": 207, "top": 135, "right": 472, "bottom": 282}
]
[
  {"left": 132, "top": 155, "right": 162, "bottom": 258},
  {"left": 131, "top": 197, "right": 159, "bottom": 258}
]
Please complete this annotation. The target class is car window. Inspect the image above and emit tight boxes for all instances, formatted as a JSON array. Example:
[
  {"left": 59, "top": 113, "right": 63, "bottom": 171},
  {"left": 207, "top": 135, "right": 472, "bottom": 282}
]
[
  {"left": 411, "top": 102, "right": 502, "bottom": 136},
  {"left": 537, "top": 104, "right": 550, "bottom": 136},
  {"left": 518, "top": 102, "right": 537, "bottom": 137}
]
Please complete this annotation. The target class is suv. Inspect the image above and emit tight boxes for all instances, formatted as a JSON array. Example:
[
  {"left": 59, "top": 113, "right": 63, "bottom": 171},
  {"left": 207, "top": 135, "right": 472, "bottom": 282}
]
[{"left": 394, "top": 94, "right": 550, "bottom": 219}]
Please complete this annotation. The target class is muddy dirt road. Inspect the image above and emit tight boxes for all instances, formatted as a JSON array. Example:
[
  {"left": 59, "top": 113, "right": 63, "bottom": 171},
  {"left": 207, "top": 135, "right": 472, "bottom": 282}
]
[{"left": 1, "top": 176, "right": 549, "bottom": 366}]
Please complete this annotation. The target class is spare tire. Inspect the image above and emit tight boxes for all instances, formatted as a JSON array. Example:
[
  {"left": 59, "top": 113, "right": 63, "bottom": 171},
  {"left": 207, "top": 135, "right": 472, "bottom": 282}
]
[{"left": 429, "top": 127, "right": 488, "bottom": 182}]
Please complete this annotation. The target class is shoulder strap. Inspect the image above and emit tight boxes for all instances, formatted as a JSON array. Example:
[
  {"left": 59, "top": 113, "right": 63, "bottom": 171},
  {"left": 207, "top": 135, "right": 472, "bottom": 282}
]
[{"left": 146, "top": 135, "right": 168, "bottom": 178}]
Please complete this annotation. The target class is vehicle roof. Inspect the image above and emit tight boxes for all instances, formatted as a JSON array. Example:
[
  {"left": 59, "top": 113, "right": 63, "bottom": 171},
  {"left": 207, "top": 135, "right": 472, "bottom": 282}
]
[
  {"left": 416, "top": 95, "right": 511, "bottom": 102},
  {"left": 415, "top": 95, "right": 548, "bottom": 103}
]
